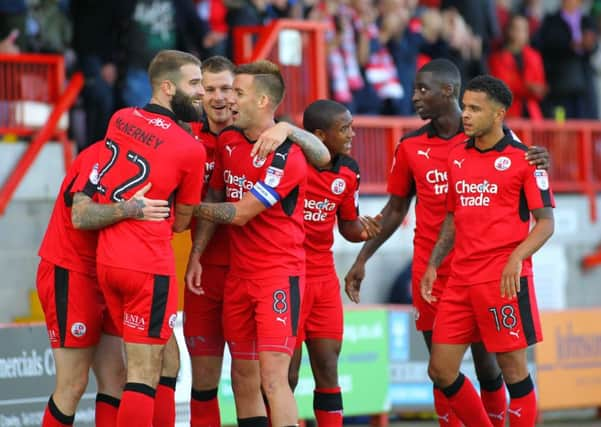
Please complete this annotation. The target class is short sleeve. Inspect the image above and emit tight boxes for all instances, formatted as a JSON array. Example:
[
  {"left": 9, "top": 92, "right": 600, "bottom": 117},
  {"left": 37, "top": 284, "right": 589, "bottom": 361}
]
[
  {"left": 251, "top": 145, "right": 306, "bottom": 208},
  {"left": 71, "top": 141, "right": 103, "bottom": 198},
  {"left": 523, "top": 166, "right": 555, "bottom": 210},
  {"left": 387, "top": 141, "right": 414, "bottom": 197},
  {"left": 446, "top": 157, "right": 456, "bottom": 213}
]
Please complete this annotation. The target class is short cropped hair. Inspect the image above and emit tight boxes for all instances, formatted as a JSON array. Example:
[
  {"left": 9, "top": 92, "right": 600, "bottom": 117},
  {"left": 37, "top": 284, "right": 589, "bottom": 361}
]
[
  {"left": 201, "top": 55, "right": 235, "bottom": 74},
  {"left": 303, "top": 99, "right": 350, "bottom": 133},
  {"left": 465, "top": 75, "right": 513, "bottom": 109},
  {"left": 418, "top": 58, "right": 461, "bottom": 97},
  {"left": 234, "top": 60, "right": 285, "bottom": 107},
  {"left": 148, "top": 50, "right": 201, "bottom": 88}
]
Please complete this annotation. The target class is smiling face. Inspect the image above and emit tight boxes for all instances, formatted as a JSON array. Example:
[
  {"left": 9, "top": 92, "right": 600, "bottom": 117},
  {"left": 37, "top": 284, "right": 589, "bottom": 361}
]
[
  {"left": 170, "top": 63, "right": 204, "bottom": 122},
  {"left": 230, "top": 73, "right": 259, "bottom": 130},
  {"left": 202, "top": 69, "right": 234, "bottom": 127},
  {"left": 320, "top": 110, "right": 355, "bottom": 155}
]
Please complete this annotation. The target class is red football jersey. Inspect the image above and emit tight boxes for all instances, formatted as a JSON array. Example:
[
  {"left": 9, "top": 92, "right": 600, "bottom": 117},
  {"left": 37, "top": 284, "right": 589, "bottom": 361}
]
[
  {"left": 210, "top": 127, "right": 307, "bottom": 279},
  {"left": 38, "top": 142, "right": 102, "bottom": 276},
  {"left": 304, "top": 155, "right": 360, "bottom": 277},
  {"left": 387, "top": 123, "right": 466, "bottom": 275},
  {"left": 76, "top": 105, "right": 206, "bottom": 275},
  {"left": 190, "top": 118, "right": 229, "bottom": 266},
  {"left": 446, "top": 134, "right": 555, "bottom": 285}
]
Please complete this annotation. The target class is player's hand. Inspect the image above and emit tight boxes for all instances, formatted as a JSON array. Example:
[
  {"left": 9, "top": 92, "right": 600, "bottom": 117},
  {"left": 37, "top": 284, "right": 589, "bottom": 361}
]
[
  {"left": 525, "top": 145, "right": 550, "bottom": 170},
  {"left": 251, "top": 122, "right": 290, "bottom": 159},
  {"left": 185, "top": 254, "right": 205, "bottom": 296},
  {"left": 420, "top": 265, "right": 438, "bottom": 304},
  {"left": 126, "top": 183, "right": 170, "bottom": 221},
  {"left": 359, "top": 214, "right": 383, "bottom": 240},
  {"left": 344, "top": 261, "right": 365, "bottom": 303},
  {"left": 500, "top": 254, "right": 522, "bottom": 299}
]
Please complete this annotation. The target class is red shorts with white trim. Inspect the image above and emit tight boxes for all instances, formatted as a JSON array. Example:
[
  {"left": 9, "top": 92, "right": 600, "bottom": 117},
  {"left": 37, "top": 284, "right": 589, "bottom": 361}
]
[
  {"left": 223, "top": 273, "right": 304, "bottom": 360},
  {"left": 296, "top": 272, "right": 343, "bottom": 347},
  {"left": 36, "top": 259, "right": 117, "bottom": 348},
  {"left": 97, "top": 264, "right": 178, "bottom": 345},
  {"left": 412, "top": 272, "right": 448, "bottom": 331},
  {"left": 433, "top": 276, "right": 542, "bottom": 352},
  {"left": 183, "top": 264, "right": 227, "bottom": 357}
]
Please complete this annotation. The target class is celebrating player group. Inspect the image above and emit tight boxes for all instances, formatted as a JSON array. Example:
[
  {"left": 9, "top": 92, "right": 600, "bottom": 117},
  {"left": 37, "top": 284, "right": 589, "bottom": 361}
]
[{"left": 36, "top": 49, "right": 553, "bottom": 427}]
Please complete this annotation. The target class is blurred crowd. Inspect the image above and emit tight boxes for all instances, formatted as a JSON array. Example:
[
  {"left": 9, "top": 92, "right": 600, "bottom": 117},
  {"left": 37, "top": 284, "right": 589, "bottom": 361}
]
[{"left": 1, "top": 0, "right": 601, "bottom": 148}]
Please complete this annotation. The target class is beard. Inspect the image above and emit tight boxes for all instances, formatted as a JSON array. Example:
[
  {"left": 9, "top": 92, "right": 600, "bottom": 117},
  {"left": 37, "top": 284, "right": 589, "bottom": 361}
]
[{"left": 171, "top": 89, "right": 202, "bottom": 122}]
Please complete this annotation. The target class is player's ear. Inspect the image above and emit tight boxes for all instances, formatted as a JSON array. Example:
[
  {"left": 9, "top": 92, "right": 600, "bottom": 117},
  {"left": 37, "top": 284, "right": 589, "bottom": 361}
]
[
  {"left": 160, "top": 79, "right": 176, "bottom": 97},
  {"left": 257, "top": 93, "right": 270, "bottom": 109},
  {"left": 313, "top": 129, "right": 327, "bottom": 142}
]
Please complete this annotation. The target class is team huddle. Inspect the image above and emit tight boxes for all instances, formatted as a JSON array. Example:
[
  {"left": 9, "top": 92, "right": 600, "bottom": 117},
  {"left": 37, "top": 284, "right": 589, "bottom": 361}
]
[{"left": 36, "top": 49, "right": 554, "bottom": 427}]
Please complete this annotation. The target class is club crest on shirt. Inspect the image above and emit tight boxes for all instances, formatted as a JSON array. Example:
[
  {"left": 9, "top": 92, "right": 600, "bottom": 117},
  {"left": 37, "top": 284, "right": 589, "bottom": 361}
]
[
  {"left": 264, "top": 166, "right": 283, "bottom": 188},
  {"left": 168, "top": 314, "right": 177, "bottom": 329},
  {"left": 70, "top": 322, "right": 87, "bottom": 338},
  {"left": 89, "top": 163, "right": 100, "bottom": 185},
  {"left": 253, "top": 155, "right": 266, "bottom": 168},
  {"left": 494, "top": 156, "right": 511, "bottom": 171},
  {"left": 331, "top": 178, "right": 346, "bottom": 195},
  {"left": 534, "top": 170, "right": 549, "bottom": 190}
]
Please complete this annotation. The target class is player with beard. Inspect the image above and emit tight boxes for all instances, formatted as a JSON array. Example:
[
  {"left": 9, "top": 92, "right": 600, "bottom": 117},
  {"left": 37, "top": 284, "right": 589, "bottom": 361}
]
[
  {"left": 71, "top": 50, "right": 207, "bottom": 427},
  {"left": 344, "top": 59, "right": 549, "bottom": 427}
]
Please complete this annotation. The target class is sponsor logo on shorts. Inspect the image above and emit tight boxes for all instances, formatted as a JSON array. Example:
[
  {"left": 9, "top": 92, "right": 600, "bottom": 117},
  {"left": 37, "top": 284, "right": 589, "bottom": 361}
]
[
  {"left": 123, "top": 312, "right": 146, "bottom": 331},
  {"left": 168, "top": 314, "right": 177, "bottom": 329},
  {"left": 70, "top": 322, "right": 87, "bottom": 338}
]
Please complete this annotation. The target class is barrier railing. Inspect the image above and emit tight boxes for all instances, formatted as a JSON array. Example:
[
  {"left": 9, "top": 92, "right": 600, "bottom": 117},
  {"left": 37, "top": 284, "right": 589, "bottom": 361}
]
[
  {"left": 349, "top": 117, "right": 601, "bottom": 221},
  {"left": 233, "top": 19, "right": 330, "bottom": 121},
  {"left": 0, "top": 54, "right": 84, "bottom": 215}
]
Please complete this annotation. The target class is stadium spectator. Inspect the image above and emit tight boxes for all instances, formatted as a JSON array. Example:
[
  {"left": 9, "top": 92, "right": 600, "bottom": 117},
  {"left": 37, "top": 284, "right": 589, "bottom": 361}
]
[
  {"left": 288, "top": 99, "right": 381, "bottom": 426},
  {"left": 489, "top": 14, "right": 547, "bottom": 120},
  {"left": 71, "top": 49, "right": 207, "bottom": 427},
  {"left": 536, "top": 0, "right": 598, "bottom": 119},
  {"left": 422, "top": 74, "right": 555, "bottom": 427}
]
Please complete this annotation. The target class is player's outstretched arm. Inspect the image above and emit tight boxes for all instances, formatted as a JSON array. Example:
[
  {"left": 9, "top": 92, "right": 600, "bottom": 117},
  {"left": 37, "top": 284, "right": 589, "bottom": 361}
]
[
  {"left": 344, "top": 195, "right": 411, "bottom": 303},
  {"left": 71, "top": 183, "right": 170, "bottom": 230},
  {"left": 500, "top": 207, "right": 554, "bottom": 298},
  {"left": 338, "top": 214, "right": 383, "bottom": 242},
  {"left": 193, "top": 190, "right": 266, "bottom": 226},
  {"left": 420, "top": 212, "right": 455, "bottom": 304},
  {"left": 185, "top": 188, "right": 224, "bottom": 296},
  {"left": 251, "top": 121, "right": 331, "bottom": 168}
]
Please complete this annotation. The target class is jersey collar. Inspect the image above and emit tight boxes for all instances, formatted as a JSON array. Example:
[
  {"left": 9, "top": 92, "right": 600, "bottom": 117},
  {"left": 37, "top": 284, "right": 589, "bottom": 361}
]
[
  {"left": 466, "top": 134, "right": 512, "bottom": 153},
  {"left": 143, "top": 104, "right": 178, "bottom": 122},
  {"left": 425, "top": 121, "right": 465, "bottom": 139},
  {"left": 199, "top": 116, "right": 218, "bottom": 136}
]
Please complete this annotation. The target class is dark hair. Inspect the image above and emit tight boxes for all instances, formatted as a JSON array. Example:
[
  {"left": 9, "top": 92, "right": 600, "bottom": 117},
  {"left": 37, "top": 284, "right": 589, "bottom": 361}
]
[
  {"left": 148, "top": 50, "right": 201, "bottom": 89},
  {"left": 201, "top": 55, "right": 235, "bottom": 74},
  {"left": 234, "top": 60, "right": 285, "bottom": 107},
  {"left": 418, "top": 58, "right": 461, "bottom": 96},
  {"left": 465, "top": 75, "right": 513, "bottom": 108},
  {"left": 303, "top": 99, "right": 350, "bottom": 133}
]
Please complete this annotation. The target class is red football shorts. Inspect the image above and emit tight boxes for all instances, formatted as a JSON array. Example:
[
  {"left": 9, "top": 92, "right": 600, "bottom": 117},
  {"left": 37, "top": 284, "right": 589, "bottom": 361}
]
[
  {"left": 433, "top": 276, "right": 542, "bottom": 352},
  {"left": 183, "top": 264, "right": 227, "bottom": 357},
  {"left": 412, "top": 271, "right": 448, "bottom": 331},
  {"left": 97, "top": 264, "right": 178, "bottom": 345},
  {"left": 296, "top": 272, "right": 343, "bottom": 347},
  {"left": 36, "top": 259, "right": 117, "bottom": 348},
  {"left": 223, "top": 273, "right": 304, "bottom": 360}
]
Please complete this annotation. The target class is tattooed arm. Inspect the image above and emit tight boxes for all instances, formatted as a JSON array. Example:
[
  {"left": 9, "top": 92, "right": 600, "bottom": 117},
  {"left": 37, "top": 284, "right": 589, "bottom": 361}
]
[
  {"left": 193, "top": 189, "right": 267, "bottom": 226},
  {"left": 71, "top": 183, "right": 170, "bottom": 230},
  {"left": 251, "top": 121, "right": 331, "bottom": 168},
  {"left": 420, "top": 212, "right": 455, "bottom": 303}
]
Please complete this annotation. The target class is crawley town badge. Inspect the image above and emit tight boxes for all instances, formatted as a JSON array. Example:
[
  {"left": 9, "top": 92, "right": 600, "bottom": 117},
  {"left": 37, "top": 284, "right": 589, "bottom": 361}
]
[
  {"left": 494, "top": 156, "right": 511, "bottom": 171},
  {"left": 534, "top": 170, "right": 549, "bottom": 190},
  {"left": 253, "top": 155, "right": 266, "bottom": 168},
  {"left": 331, "top": 178, "right": 346, "bottom": 195},
  {"left": 89, "top": 163, "right": 100, "bottom": 185},
  {"left": 264, "top": 166, "right": 284, "bottom": 188}
]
